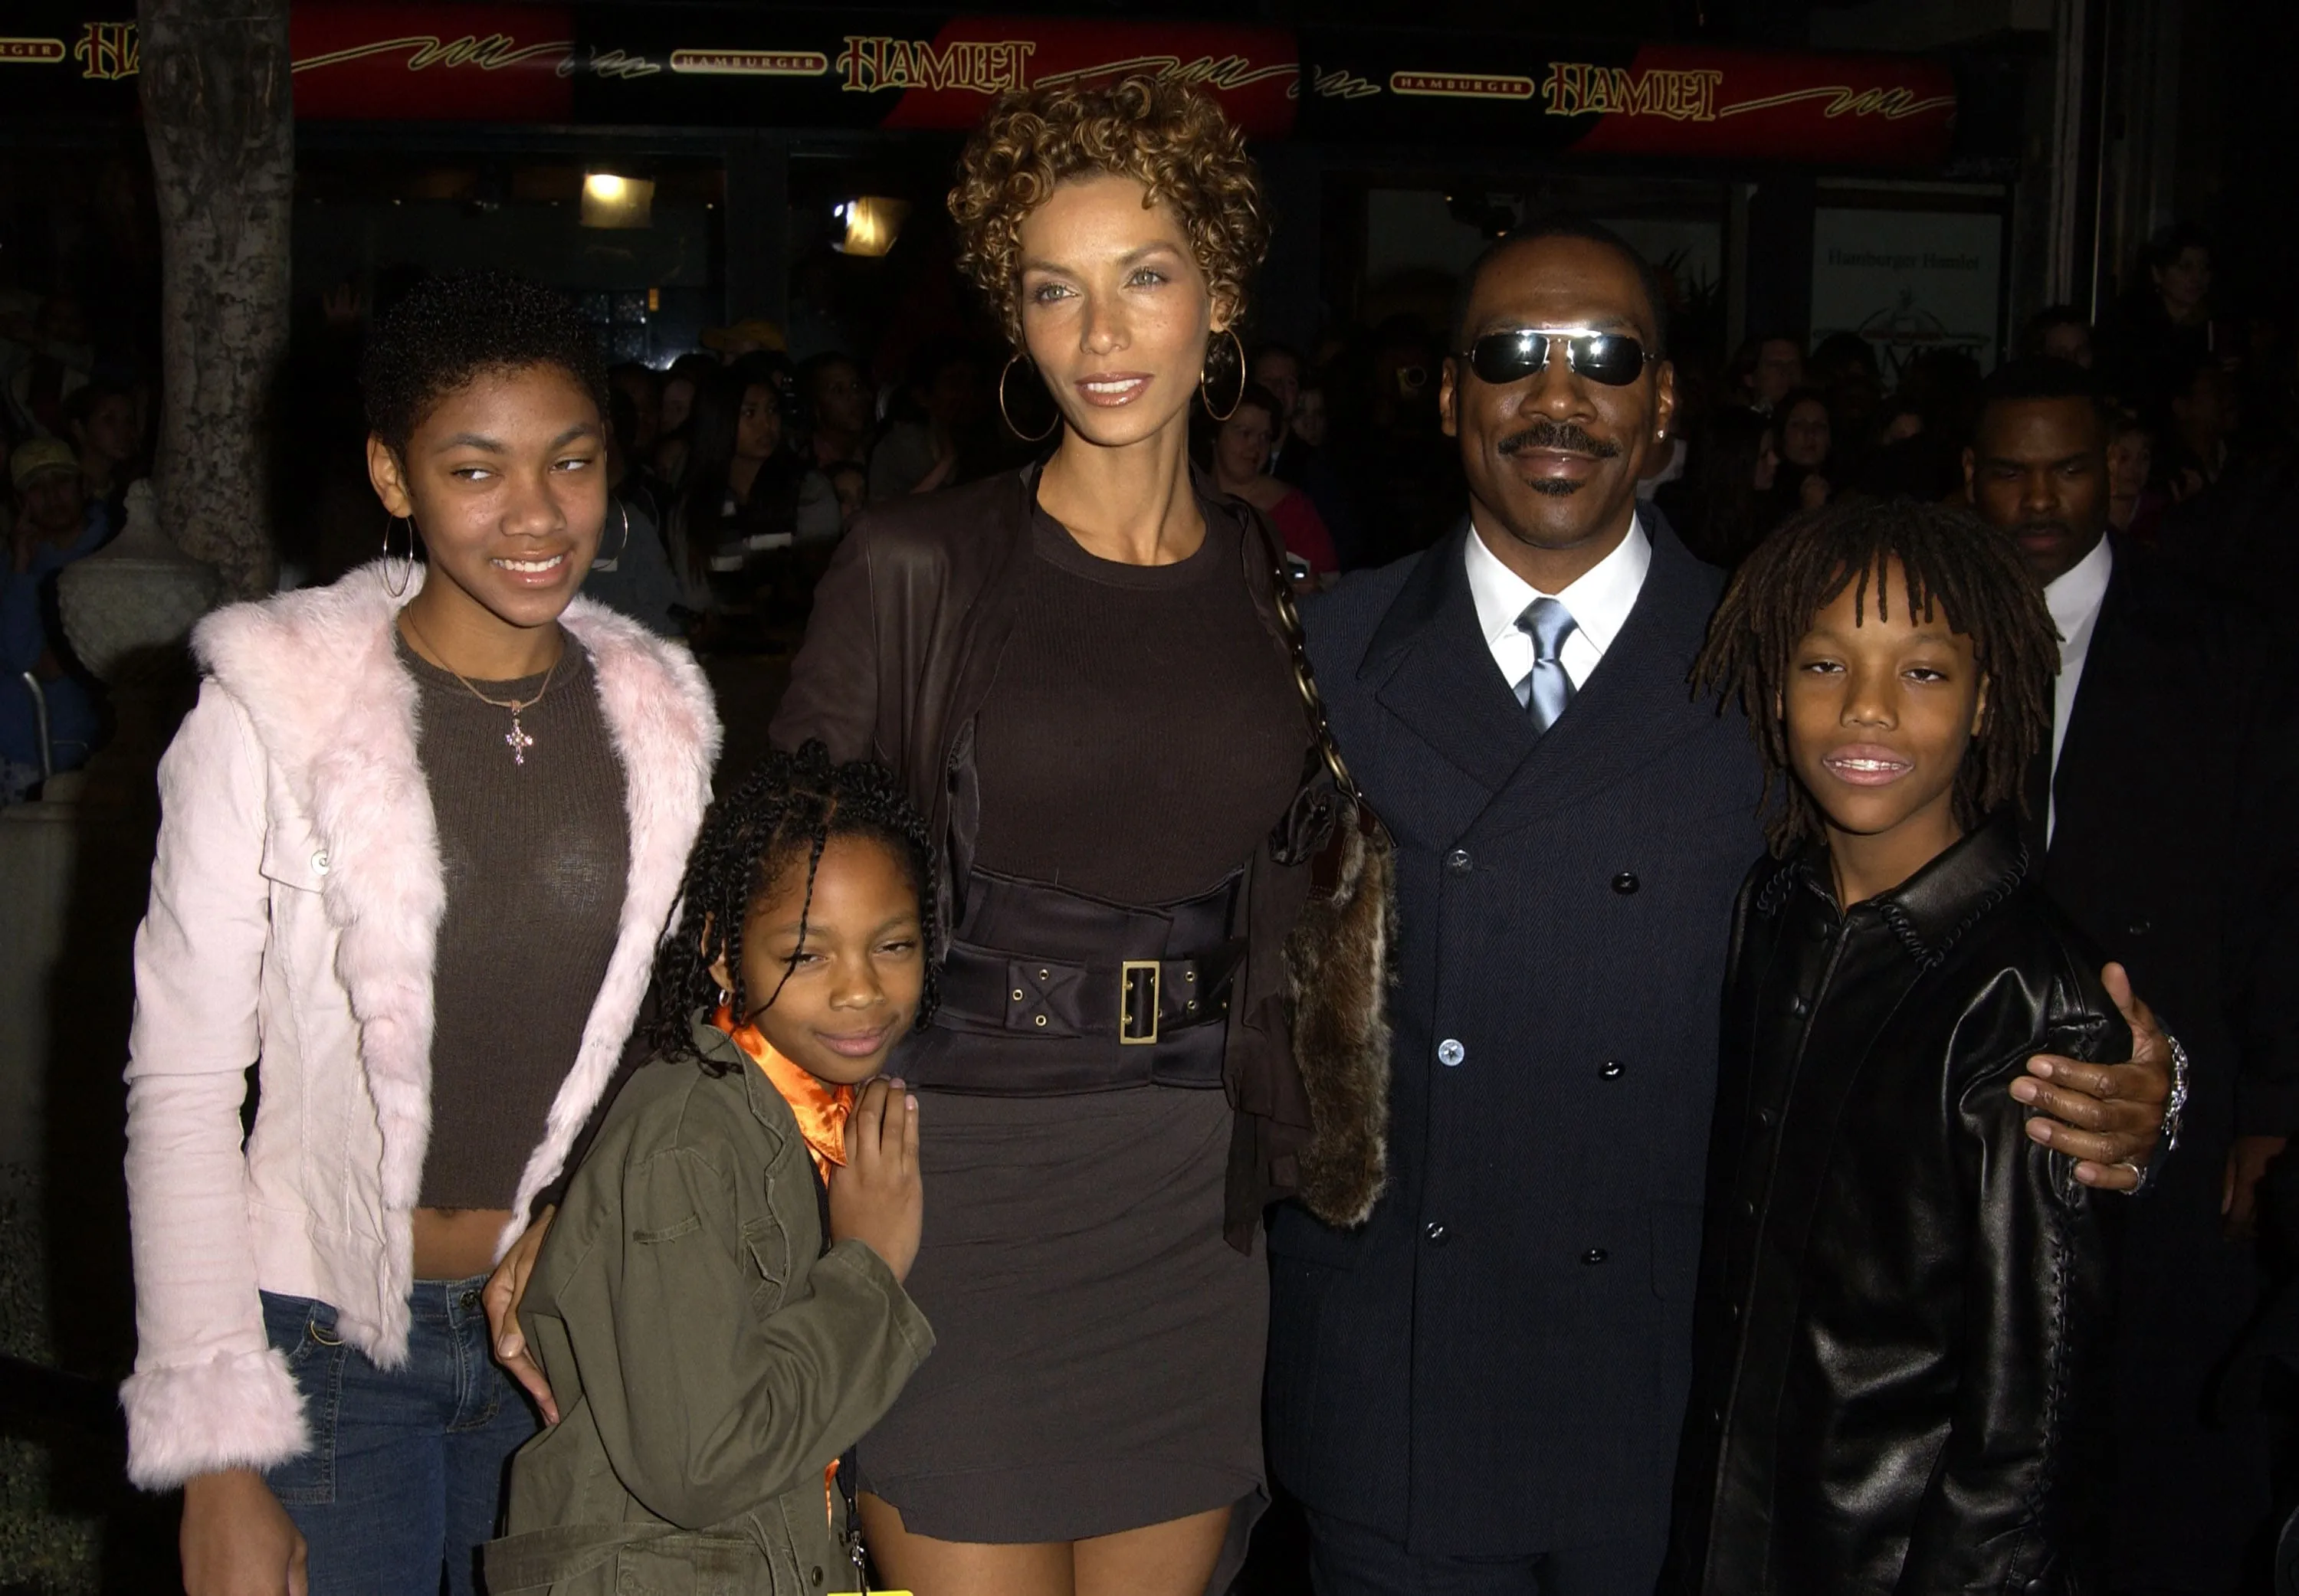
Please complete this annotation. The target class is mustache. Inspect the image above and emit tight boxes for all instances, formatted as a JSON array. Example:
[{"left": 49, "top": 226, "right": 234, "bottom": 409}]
[
  {"left": 2015, "top": 519, "right": 2074, "bottom": 540},
  {"left": 1497, "top": 418, "right": 1622, "bottom": 459}
]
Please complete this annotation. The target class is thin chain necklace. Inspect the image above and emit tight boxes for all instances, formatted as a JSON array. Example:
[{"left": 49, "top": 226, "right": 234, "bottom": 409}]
[{"left": 401, "top": 613, "right": 563, "bottom": 767}]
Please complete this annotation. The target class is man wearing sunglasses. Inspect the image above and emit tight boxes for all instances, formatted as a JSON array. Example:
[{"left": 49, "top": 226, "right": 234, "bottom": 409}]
[{"left": 1262, "top": 219, "right": 2180, "bottom": 1595}]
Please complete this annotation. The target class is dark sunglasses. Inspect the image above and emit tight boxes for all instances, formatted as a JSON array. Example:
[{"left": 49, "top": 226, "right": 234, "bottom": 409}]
[{"left": 1455, "top": 327, "right": 1655, "bottom": 388}]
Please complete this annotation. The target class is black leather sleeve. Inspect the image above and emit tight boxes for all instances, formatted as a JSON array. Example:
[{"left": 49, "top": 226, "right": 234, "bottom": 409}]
[
  {"left": 766, "top": 515, "right": 884, "bottom": 766},
  {"left": 1895, "top": 993, "right": 2120, "bottom": 1592}
]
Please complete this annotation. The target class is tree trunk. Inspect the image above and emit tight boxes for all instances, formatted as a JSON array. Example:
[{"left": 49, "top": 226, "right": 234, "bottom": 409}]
[{"left": 137, "top": 0, "right": 294, "bottom": 599}]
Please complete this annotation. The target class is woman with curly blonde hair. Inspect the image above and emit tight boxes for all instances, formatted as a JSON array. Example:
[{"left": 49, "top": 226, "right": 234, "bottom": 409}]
[{"left": 761, "top": 77, "right": 1385, "bottom": 1595}]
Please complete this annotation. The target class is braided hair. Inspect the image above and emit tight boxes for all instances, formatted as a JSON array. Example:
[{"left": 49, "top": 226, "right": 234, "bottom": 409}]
[
  {"left": 1692, "top": 497, "right": 2058, "bottom": 857},
  {"left": 651, "top": 740, "right": 940, "bottom": 1073}
]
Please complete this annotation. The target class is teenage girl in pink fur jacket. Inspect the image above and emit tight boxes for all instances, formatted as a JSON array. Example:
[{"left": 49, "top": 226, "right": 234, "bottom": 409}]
[{"left": 120, "top": 273, "right": 719, "bottom": 1595}]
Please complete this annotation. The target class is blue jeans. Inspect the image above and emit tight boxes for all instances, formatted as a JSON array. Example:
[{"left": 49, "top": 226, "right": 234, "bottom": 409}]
[{"left": 261, "top": 1279, "right": 539, "bottom": 1595}]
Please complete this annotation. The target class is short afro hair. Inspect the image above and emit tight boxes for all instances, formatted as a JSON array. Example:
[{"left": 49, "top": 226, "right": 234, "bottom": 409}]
[
  {"left": 1974, "top": 356, "right": 2114, "bottom": 447},
  {"left": 949, "top": 77, "right": 1269, "bottom": 346},
  {"left": 359, "top": 270, "right": 607, "bottom": 456},
  {"left": 1449, "top": 218, "right": 1671, "bottom": 359}
]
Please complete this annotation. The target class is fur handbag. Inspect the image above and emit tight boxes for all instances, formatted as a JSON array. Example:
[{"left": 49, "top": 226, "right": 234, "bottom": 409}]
[{"left": 1268, "top": 561, "right": 1397, "bottom": 1229}]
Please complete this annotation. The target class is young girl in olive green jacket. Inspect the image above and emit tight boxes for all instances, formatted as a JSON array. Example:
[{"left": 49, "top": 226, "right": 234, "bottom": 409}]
[{"left": 487, "top": 742, "right": 936, "bottom": 1595}]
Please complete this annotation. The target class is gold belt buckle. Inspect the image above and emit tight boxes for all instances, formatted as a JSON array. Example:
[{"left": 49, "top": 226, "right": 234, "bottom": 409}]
[{"left": 1119, "top": 960, "right": 1160, "bottom": 1045}]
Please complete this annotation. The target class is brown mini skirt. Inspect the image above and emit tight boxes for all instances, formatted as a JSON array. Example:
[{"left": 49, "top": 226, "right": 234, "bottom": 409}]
[{"left": 854, "top": 1083, "right": 1267, "bottom": 1547}]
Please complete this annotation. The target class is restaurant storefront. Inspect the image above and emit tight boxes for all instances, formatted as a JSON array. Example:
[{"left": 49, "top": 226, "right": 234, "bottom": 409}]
[{"left": 8, "top": 5, "right": 2017, "bottom": 375}]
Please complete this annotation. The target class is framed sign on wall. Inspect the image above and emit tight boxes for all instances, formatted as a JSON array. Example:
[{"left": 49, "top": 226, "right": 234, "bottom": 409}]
[{"left": 1809, "top": 207, "right": 2005, "bottom": 384}]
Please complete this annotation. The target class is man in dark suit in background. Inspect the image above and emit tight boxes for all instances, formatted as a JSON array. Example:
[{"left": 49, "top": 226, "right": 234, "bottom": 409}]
[
  {"left": 1266, "top": 224, "right": 2179, "bottom": 1595},
  {"left": 1966, "top": 359, "right": 2298, "bottom": 1595}
]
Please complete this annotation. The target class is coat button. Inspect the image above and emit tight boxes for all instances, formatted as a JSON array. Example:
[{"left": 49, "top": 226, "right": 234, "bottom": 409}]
[
  {"left": 1756, "top": 1107, "right": 1776, "bottom": 1128},
  {"left": 2128, "top": 917, "right": 2151, "bottom": 936},
  {"left": 1445, "top": 847, "right": 1472, "bottom": 873},
  {"left": 1581, "top": 1248, "right": 1609, "bottom": 1265},
  {"left": 812, "top": 1569, "right": 823, "bottom": 1586},
  {"left": 1743, "top": 1199, "right": 1758, "bottom": 1217},
  {"left": 1727, "top": 1300, "right": 1741, "bottom": 1321},
  {"left": 1424, "top": 1221, "right": 1450, "bottom": 1245},
  {"left": 1438, "top": 1038, "right": 1466, "bottom": 1067},
  {"left": 310, "top": 850, "right": 330, "bottom": 875},
  {"left": 1599, "top": 1060, "right": 1624, "bottom": 1079},
  {"left": 1787, "top": 993, "right": 1809, "bottom": 1017},
  {"left": 1612, "top": 871, "right": 1639, "bottom": 894}
]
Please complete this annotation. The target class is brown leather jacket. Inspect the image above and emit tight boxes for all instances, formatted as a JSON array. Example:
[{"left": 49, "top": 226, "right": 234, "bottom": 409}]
[{"left": 769, "top": 466, "right": 1321, "bottom": 1245}]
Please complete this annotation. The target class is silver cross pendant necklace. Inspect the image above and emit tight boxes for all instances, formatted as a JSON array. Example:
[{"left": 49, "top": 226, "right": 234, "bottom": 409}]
[{"left": 402, "top": 614, "right": 563, "bottom": 766}]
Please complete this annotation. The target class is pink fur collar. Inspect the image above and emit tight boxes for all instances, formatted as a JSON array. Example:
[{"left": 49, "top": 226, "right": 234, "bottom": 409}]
[{"left": 192, "top": 563, "right": 719, "bottom": 1356}]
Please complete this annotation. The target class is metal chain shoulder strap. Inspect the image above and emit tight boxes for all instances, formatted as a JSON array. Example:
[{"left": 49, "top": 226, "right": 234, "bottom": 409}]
[{"left": 1242, "top": 503, "right": 1378, "bottom": 821}]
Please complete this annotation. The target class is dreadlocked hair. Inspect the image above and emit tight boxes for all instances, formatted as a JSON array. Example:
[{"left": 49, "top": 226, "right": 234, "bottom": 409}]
[
  {"left": 650, "top": 740, "right": 940, "bottom": 1073},
  {"left": 1691, "top": 496, "right": 2058, "bottom": 858}
]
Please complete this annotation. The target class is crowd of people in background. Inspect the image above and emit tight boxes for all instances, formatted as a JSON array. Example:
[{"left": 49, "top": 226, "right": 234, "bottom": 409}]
[
  {"left": 2, "top": 217, "right": 2290, "bottom": 808},
  {"left": 0, "top": 289, "right": 146, "bottom": 800},
  {"left": 1650, "top": 222, "right": 2288, "bottom": 577}
]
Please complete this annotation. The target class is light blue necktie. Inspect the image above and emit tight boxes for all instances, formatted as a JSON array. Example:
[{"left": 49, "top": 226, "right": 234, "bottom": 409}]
[{"left": 1515, "top": 596, "right": 1579, "bottom": 737}]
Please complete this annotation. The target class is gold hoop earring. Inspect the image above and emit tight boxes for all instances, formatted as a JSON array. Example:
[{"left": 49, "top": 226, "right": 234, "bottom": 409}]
[
  {"left": 1200, "top": 327, "right": 1247, "bottom": 422},
  {"left": 379, "top": 514, "right": 416, "bottom": 599},
  {"left": 999, "top": 352, "right": 1058, "bottom": 444}
]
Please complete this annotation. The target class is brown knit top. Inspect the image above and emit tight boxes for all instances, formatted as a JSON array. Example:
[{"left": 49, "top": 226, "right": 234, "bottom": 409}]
[
  {"left": 399, "top": 632, "right": 629, "bottom": 1210},
  {"left": 969, "top": 495, "right": 1304, "bottom": 904}
]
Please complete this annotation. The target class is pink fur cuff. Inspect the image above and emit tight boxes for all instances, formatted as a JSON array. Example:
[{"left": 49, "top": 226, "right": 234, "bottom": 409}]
[{"left": 120, "top": 1345, "right": 309, "bottom": 1491}]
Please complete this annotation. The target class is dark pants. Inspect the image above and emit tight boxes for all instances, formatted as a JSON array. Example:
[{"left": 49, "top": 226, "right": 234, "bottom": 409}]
[
  {"left": 261, "top": 1278, "right": 539, "bottom": 1596},
  {"left": 1303, "top": 1509, "right": 1665, "bottom": 1596}
]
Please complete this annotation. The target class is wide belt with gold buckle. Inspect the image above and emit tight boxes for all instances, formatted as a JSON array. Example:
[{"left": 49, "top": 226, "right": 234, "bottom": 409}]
[{"left": 905, "top": 867, "right": 1245, "bottom": 1093}]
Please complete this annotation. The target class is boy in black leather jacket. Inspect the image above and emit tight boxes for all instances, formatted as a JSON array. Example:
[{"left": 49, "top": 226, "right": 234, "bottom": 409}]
[{"left": 1665, "top": 499, "right": 2127, "bottom": 1594}]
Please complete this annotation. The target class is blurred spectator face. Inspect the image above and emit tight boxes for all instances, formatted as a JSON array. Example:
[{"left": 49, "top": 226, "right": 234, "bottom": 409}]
[
  {"left": 1438, "top": 234, "right": 1675, "bottom": 556},
  {"left": 1293, "top": 387, "right": 1329, "bottom": 449},
  {"left": 19, "top": 462, "right": 87, "bottom": 537},
  {"left": 1753, "top": 339, "right": 1803, "bottom": 408},
  {"left": 1215, "top": 399, "right": 1277, "bottom": 483},
  {"left": 811, "top": 359, "right": 871, "bottom": 438},
  {"left": 610, "top": 366, "right": 661, "bottom": 451},
  {"left": 1881, "top": 407, "right": 1925, "bottom": 444},
  {"left": 2153, "top": 246, "right": 2212, "bottom": 317},
  {"left": 2173, "top": 365, "right": 2235, "bottom": 447},
  {"left": 1754, "top": 429, "right": 1780, "bottom": 493},
  {"left": 1780, "top": 398, "right": 1831, "bottom": 469},
  {"left": 661, "top": 375, "right": 697, "bottom": 436},
  {"left": 2040, "top": 320, "right": 2093, "bottom": 368},
  {"left": 73, "top": 390, "right": 139, "bottom": 467},
  {"left": 1964, "top": 395, "right": 2107, "bottom": 584},
  {"left": 1250, "top": 349, "right": 1303, "bottom": 422},
  {"left": 735, "top": 382, "right": 782, "bottom": 461},
  {"left": 2107, "top": 424, "right": 2153, "bottom": 499}
]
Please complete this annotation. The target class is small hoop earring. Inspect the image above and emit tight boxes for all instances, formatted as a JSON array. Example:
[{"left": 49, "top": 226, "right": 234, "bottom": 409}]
[
  {"left": 379, "top": 514, "right": 416, "bottom": 599},
  {"left": 998, "top": 352, "right": 1058, "bottom": 444},
  {"left": 603, "top": 500, "right": 631, "bottom": 566},
  {"left": 1200, "top": 327, "right": 1247, "bottom": 422}
]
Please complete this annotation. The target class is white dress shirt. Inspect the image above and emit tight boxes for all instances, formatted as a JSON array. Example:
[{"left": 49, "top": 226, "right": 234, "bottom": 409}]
[
  {"left": 2042, "top": 536, "right": 2114, "bottom": 842},
  {"left": 1465, "top": 515, "right": 1654, "bottom": 703}
]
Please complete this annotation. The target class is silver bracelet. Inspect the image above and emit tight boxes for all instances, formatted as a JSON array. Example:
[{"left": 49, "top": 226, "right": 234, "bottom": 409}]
[{"left": 2128, "top": 1032, "right": 2189, "bottom": 1195}]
